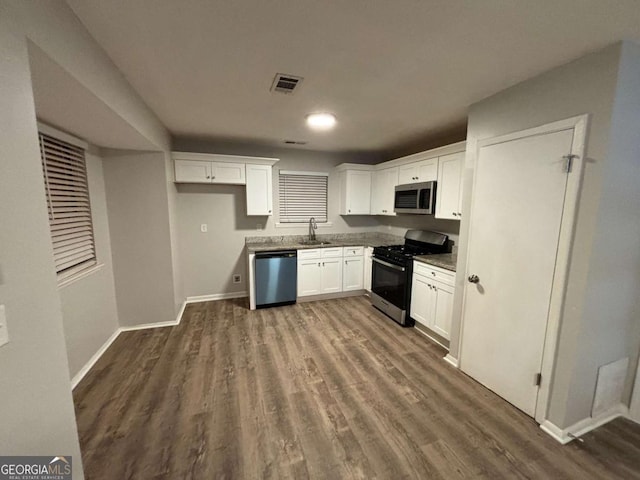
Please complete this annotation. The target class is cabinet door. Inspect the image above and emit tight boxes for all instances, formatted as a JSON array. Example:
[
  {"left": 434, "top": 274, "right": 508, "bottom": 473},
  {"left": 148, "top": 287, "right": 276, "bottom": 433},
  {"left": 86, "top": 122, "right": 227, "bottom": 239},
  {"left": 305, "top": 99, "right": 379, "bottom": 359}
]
[
  {"left": 432, "top": 281, "right": 454, "bottom": 340},
  {"left": 363, "top": 247, "right": 373, "bottom": 291},
  {"left": 211, "top": 162, "right": 246, "bottom": 184},
  {"left": 417, "top": 157, "right": 438, "bottom": 182},
  {"left": 370, "top": 170, "right": 386, "bottom": 215},
  {"left": 410, "top": 274, "right": 434, "bottom": 326},
  {"left": 174, "top": 160, "right": 211, "bottom": 183},
  {"left": 383, "top": 167, "right": 399, "bottom": 215},
  {"left": 343, "top": 171, "right": 372, "bottom": 214},
  {"left": 246, "top": 165, "right": 273, "bottom": 215},
  {"left": 297, "top": 259, "right": 322, "bottom": 297},
  {"left": 398, "top": 163, "right": 419, "bottom": 184},
  {"left": 435, "top": 152, "right": 464, "bottom": 220},
  {"left": 321, "top": 258, "right": 343, "bottom": 294},
  {"left": 343, "top": 256, "right": 364, "bottom": 291},
  {"left": 373, "top": 167, "right": 398, "bottom": 215}
]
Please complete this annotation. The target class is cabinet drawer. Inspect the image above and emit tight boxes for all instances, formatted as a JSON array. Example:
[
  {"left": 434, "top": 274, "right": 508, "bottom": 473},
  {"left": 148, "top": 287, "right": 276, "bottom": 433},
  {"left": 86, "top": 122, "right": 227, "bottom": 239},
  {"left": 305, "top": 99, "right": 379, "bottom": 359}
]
[
  {"left": 321, "top": 247, "right": 344, "bottom": 258},
  {"left": 343, "top": 246, "right": 364, "bottom": 257},
  {"left": 413, "top": 261, "right": 455, "bottom": 286},
  {"left": 297, "top": 249, "right": 322, "bottom": 260}
]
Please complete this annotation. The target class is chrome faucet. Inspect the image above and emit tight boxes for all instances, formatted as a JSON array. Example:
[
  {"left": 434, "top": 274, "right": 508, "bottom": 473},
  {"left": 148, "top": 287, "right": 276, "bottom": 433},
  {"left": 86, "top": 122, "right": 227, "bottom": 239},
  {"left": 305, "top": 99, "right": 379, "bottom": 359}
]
[{"left": 308, "top": 217, "right": 317, "bottom": 242}]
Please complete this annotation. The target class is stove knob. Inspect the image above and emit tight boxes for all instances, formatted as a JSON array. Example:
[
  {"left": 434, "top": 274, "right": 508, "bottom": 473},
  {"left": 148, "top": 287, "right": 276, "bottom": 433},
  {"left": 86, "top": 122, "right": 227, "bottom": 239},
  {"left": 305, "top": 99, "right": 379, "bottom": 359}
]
[{"left": 468, "top": 274, "right": 480, "bottom": 284}]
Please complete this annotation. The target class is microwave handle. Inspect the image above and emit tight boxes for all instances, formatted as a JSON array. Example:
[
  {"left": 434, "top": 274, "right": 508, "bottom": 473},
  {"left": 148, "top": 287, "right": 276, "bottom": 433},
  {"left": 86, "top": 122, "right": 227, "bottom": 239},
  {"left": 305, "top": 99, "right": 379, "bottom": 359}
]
[{"left": 372, "top": 257, "right": 406, "bottom": 272}]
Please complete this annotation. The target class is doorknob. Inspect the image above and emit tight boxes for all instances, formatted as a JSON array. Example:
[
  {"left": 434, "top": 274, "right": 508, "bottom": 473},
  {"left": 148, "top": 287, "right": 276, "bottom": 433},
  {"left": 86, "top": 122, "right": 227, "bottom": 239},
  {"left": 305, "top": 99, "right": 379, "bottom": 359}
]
[{"left": 468, "top": 274, "right": 480, "bottom": 284}]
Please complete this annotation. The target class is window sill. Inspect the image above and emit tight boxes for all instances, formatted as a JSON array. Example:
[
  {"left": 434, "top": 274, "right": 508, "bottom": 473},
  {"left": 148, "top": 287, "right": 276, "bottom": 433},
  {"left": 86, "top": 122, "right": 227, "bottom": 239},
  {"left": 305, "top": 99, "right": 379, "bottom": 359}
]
[
  {"left": 58, "top": 263, "right": 104, "bottom": 289},
  {"left": 275, "top": 222, "right": 333, "bottom": 229}
]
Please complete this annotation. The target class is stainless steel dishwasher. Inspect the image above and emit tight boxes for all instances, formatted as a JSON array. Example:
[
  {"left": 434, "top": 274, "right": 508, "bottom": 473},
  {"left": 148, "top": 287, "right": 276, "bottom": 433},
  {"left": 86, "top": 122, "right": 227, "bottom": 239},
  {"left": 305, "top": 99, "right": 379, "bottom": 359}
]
[{"left": 254, "top": 250, "right": 297, "bottom": 308}]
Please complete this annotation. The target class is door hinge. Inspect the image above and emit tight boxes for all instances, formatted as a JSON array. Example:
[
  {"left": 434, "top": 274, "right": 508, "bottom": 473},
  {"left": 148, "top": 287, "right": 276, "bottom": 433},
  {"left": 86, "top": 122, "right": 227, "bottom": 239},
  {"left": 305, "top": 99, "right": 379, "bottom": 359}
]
[
  {"left": 534, "top": 373, "right": 542, "bottom": 387},
  {"left": 563, "top": 154, "right": 578, "bottom": 173}
]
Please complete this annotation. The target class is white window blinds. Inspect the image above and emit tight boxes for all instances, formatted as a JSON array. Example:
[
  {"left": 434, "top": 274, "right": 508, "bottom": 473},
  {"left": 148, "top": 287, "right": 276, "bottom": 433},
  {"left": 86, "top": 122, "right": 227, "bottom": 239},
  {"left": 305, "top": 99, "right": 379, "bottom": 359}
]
[
  {"left": 279, "top": 171, "right": 328, "bottom": 223},
  {"left": 39, "top": 132, "right": 96, "bottom": 277}
]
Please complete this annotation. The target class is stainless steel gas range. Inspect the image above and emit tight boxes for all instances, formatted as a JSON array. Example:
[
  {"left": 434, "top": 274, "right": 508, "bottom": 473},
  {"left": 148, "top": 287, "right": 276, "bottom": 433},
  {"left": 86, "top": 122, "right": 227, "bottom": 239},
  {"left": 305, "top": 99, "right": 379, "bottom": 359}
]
[{"left": 371, "top": 230, "right": 449, "bottom": 326}]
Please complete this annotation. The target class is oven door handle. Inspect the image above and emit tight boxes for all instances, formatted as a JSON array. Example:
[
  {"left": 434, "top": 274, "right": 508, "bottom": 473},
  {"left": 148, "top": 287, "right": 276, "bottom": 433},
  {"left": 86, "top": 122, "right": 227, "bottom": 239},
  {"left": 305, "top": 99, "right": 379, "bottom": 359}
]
[{"left": 372, "top": 257, "right": 406, "bottom": 272}]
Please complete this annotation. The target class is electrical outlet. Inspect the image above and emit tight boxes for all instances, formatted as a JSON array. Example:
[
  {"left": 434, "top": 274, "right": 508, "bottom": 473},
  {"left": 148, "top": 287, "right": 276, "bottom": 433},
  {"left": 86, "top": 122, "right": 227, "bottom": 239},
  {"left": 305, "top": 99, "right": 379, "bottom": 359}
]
[
  {"left": 233, "top": 274, "right": 241, "bottom": 284},
  {"left": 0, "top": 305, "right": 9, "bottom": 348},
  {"left": 200, "top": 224, "right": 208, "bottom": 233}
]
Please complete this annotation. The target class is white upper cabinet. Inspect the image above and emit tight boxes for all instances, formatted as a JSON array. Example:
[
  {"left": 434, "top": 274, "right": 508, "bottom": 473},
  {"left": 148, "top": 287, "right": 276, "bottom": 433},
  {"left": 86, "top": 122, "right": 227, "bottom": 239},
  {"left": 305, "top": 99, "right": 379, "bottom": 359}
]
[
  {"left": 211, "top": 162, "right": 246, "bottom": 184},
  {"left": 435, "top": 152, "right": 464, "bottom": 220},
  {"left": 174, "top": 158, "right": 246, "bottom": 185},
  {"left": 173, "top": 152, "right": 279, "bottom": 185},
  {"left": 339, "top": 169, "right": 372, "bottom": 215},
  {"left": 246, "top": 164, "right": 273, "bottom": 216},
  {"left": 174, "top": 160, "right": 212, "bottom": 183},
  {"left": 398, "top": 156, "right": 438, "bottom": 184},
  {"left": 371, "top": 167, "right": 398, "bottom": 215}
]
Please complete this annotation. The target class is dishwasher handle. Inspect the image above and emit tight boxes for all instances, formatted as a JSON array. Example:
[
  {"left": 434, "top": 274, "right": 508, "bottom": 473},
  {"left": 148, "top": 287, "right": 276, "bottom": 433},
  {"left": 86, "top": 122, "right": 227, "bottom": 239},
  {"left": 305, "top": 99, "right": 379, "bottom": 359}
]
[{"left": 255, "top": 250, "right": 297, "bottom": 259}]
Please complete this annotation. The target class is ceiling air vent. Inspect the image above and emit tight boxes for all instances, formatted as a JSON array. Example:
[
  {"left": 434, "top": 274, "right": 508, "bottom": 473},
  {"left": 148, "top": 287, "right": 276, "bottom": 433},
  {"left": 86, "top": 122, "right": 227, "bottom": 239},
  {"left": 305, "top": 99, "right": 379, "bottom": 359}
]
[{"left": 271, "top": 73, "right": 303, "bottom": 94}]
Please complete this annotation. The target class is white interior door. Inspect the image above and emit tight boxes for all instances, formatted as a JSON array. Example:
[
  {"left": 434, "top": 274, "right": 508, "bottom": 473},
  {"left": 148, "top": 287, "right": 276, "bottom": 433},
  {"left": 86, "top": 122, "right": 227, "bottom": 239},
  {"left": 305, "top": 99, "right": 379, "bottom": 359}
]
[{"left": 460, "top": 128, "right": 574, "bottom": 417}]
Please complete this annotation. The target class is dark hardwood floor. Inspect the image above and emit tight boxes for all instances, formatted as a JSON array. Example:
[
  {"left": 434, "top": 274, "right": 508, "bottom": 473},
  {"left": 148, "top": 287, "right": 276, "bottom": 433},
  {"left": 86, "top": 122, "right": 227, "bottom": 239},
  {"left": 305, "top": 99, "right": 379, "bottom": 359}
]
[{"left": 73, "top": 296, "right": 640, "bottom": 479}]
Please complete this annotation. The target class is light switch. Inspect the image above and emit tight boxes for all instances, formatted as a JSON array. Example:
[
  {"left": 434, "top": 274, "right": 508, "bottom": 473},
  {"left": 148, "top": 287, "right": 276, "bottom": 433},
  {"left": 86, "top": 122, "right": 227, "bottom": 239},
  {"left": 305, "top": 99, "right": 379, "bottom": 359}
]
[
  {"left": 200, "top": 224, "right": 208, "bottom": 233},
  {"left": 0, "top": 305, "right": 9, "bottom": 348}
]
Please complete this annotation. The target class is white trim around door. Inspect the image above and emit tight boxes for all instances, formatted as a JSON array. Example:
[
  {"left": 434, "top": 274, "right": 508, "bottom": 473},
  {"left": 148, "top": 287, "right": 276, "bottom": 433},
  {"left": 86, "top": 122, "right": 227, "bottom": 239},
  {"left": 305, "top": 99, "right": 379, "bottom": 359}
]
[{"left": 457, "top": 114, "right": 589, "bottom": 426}]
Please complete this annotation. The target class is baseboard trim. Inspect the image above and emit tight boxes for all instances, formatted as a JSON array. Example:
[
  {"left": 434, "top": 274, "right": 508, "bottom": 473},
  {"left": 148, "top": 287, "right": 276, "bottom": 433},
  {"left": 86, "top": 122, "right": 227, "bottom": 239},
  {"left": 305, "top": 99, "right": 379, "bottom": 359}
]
[
  {"left": 72, "top": 300, "right": 191, "bottom": 390},
  {"left": 413, "top": 322, "right": 450, "bottom": 351},
  {"left": 540, "top": 403, "right": 629, "bottom": 444},
  {"left": 71, "top": 328, "right": 121, "bottom": 389},
  {"left": 443, "top": 354, "right": 459, "bottom": 368},
  {"left": 186, "top": 291, "right": 248, "bottom": 303}
]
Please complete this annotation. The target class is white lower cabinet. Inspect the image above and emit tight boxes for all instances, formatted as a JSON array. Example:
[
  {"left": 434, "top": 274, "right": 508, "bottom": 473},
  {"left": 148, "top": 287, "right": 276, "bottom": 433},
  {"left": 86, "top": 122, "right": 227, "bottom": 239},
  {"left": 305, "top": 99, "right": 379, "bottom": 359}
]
[
  {"left": 297, "top": 258, "right": 323, "bottom": 296},
  {"left": 343, "top": 256, "right": 364, "bottom": 291},
  {"left": 410, "top": 262, "right": 455, "bottom": 340},
  {"left": 297, "top": 247, "right": 365, "bottom": 297},
  {"left": 363, "top": 246, "right": 373, "bottom": 291}
]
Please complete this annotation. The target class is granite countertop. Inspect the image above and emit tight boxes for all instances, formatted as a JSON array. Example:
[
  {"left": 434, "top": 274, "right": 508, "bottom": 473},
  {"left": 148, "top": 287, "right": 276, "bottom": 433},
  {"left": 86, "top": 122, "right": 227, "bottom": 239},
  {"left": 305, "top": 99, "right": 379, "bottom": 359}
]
[
  {"left": 414, "top": 253, "right": 457, "bottom": 272},
  {"left": 246, "top": 233, "right": 404, "bottom": 253}
]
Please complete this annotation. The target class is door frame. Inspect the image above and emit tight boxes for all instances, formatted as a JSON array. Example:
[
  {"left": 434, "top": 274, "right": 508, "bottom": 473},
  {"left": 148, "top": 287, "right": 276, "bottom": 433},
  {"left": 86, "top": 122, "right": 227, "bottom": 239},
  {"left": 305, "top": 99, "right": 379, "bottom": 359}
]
[
  {"left": 458, "top": 114, "right": 589, "bottom": 424},
  {"left": 630, "top": 356, "right": 640, "bottom": 423}
]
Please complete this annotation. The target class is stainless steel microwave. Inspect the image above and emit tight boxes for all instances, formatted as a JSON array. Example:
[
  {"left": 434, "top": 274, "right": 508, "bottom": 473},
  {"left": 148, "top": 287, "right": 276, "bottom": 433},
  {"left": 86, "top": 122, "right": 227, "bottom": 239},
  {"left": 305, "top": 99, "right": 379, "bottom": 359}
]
[{"left": 394, "top": 181, "right": 436, "bottom": 214}]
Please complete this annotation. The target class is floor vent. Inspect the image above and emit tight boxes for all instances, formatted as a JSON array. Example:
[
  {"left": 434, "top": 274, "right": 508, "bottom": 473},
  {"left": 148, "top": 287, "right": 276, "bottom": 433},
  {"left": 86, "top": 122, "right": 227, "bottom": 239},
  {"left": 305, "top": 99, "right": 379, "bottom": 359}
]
[{"left": 271, "top": 73, "right": 303, "bottom": 94}]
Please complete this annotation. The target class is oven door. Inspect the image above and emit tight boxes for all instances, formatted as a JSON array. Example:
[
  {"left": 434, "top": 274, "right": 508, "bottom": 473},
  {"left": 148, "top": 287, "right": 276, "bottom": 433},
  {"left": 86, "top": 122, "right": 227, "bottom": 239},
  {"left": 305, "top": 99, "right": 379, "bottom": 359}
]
[{"left": 371, "top": 256, "right": 408, "bottom": 310}]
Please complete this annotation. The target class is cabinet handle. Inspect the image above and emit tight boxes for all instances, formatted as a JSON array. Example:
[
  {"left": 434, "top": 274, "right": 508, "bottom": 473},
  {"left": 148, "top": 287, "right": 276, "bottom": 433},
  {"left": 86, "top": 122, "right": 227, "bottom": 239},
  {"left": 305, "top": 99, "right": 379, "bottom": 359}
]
[
  {"left": 268, "top": 210, "right": 272, "bottom": 213},
  {"left": 206, "top": 175, "right": 210, "bottom": 179},
  {"left": 348, "top": 209, "right": 351, "bottom": 213},
  {"left": 458, "top": 212, "right": 462, "bottom": 216},
  {"left": 317, "top": 262, "right": 321, "bottom": 267},
  {"left": 322, "top": 262, "right": 325, "bottom": 267},
  {"left": 453, "top": 212, "right": 457, "bottom": 216},
  {"left": 431, "top": 272, "right": 436, "bottom": 276}
]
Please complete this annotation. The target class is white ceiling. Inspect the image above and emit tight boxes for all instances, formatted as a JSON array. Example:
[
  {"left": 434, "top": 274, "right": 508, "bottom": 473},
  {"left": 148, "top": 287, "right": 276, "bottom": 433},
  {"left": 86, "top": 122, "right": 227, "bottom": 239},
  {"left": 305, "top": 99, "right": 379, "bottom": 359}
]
[{"left": 66, "top": 0, "right": 640, "bottom": 154}]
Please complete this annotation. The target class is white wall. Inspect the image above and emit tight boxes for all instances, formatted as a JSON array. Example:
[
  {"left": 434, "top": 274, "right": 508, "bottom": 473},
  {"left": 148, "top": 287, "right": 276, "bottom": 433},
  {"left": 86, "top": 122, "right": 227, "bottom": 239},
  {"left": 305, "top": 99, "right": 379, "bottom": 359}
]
[
  {"left": 572, "top": 40, "right": 640, "bottom": 416},
  {"left": 377, "top": 215, "right": 460, "bottom": 248},
  {"left": 0, "top": 1, "right": 177, "bottom": 472},
  {"left": 103, "top": 151, "right": 178, "bottom": 326},
  {"left": 0, "top": 19, "right": 83, "bottom": 472},
  {"left": 452, "top": 42, "right": 640, "bottom": 429},
  {"left": 59, "top": 147, "right": 119, "bottom": 379}
]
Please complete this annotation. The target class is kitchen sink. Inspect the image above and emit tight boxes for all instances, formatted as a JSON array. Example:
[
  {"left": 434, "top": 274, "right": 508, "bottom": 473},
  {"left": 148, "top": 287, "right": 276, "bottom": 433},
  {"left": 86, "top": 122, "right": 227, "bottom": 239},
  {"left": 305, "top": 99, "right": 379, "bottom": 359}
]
[{"left": 300, "top": 240, "right": 331, "bottom": 246}]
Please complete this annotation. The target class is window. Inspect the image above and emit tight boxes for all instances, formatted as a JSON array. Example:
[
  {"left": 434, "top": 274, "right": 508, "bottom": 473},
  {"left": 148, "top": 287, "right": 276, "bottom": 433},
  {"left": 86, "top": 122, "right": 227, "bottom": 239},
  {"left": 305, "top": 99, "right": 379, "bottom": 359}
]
[
  {"left": 38, "top": 128, "right": 96, "bottom": 280},
  {"left": 279, "top": 170, "right": 328, "bottom": 223}
]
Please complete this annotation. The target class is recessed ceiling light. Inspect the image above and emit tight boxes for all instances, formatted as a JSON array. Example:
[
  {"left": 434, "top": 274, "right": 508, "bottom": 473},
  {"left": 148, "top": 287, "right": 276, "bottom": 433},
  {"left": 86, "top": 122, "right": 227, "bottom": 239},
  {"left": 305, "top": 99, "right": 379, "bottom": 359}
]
[{"left": 306, "top": 112, "right": 336, "bottom": 130}]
